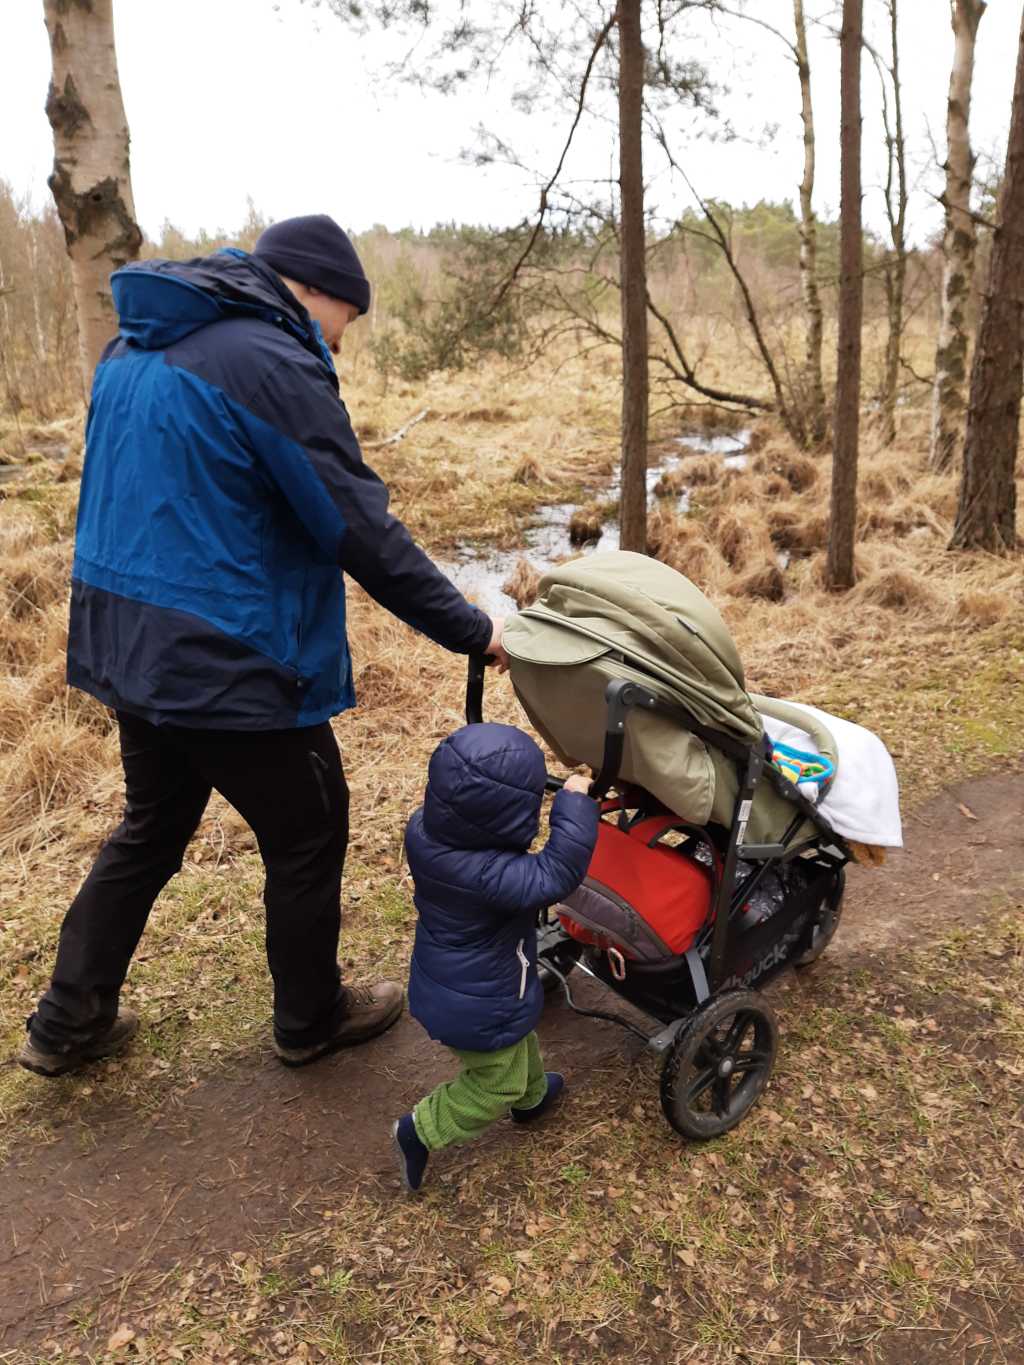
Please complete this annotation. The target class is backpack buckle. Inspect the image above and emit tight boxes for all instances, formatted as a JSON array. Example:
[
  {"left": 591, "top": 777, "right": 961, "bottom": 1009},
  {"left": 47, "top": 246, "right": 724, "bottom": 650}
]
[{"left": 607, "top": 946, "right": 627, "bottom": 981}]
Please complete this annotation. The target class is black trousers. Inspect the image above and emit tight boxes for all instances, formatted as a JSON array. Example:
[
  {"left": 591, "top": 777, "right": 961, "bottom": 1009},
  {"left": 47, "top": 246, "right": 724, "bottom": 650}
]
[{"left": 30, "top": 712, "right": 350, "bottom": 1051}]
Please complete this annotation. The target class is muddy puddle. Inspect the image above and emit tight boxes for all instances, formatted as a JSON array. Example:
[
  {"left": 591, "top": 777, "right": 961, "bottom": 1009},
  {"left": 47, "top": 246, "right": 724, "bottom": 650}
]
[{"left": 440, "top": 428, "right": 751, "bottom": 612}]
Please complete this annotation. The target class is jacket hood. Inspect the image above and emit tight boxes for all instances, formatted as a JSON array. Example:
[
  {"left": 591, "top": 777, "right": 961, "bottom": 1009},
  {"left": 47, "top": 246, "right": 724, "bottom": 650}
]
[
  {"left": 110, "top": 249, "right": 325, "bottom": 358},
  {"left": 421, "top": 723, "right": 547, "bottom": 852}
]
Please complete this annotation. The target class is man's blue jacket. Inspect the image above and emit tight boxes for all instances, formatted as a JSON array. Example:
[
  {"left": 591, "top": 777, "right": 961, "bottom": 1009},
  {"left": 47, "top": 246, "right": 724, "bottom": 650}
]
[
  {"left": 405, "top": 724, "right": 599, "bottom": 1053},
  {"left": 68, "top": 249, "right": 492, "bottom": 729}
]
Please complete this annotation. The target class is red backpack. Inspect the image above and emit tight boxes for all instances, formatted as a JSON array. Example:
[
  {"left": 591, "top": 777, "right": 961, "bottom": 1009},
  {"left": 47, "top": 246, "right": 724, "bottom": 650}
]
[{"left": 557, "top": 813, "right": 717, "bottom": 972}]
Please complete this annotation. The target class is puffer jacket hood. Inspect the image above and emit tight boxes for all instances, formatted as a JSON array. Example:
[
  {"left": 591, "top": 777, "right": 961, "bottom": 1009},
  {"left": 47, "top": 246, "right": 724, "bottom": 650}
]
[
  {"left": 422, "top": 723, "right": 547, "bottom": 853},
  {"left": 111, "top": 249, "right": 325, "bottom": 359}
]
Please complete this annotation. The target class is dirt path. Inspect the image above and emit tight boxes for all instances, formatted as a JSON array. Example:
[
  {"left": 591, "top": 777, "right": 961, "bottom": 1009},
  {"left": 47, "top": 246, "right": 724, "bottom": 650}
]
[{"left": 1, "top": 771, "right": 1021, "bottom": 1351}]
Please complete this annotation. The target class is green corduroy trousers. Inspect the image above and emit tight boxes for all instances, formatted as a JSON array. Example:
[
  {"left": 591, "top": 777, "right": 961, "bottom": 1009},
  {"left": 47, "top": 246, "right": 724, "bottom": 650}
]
[{"left": 412, "top": 1030, "right": 548, "bottom": 1151}]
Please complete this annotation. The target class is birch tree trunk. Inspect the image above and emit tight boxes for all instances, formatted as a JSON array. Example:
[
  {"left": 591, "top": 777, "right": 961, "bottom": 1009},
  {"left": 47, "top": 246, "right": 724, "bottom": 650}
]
[
  {"left": 826, "top": 0, "right": 863, "bottom": 592},
  {"left": 793, "top": 0, "right": 826, "bottom": 447},
  {"left": 43, "top": 0, "right": 142, "bottom": 397},
  {"left": 949, "top": 5, "right": 1024, "bottom": 553},
  {"left": 930, "top": 0, "right": 987, "bottom": 473},
  {"left": 617, "top": 0, "right": 649, "bottom": 554},
  {"left": 879, "top": 0, "right": 907, "bottom": 447}
]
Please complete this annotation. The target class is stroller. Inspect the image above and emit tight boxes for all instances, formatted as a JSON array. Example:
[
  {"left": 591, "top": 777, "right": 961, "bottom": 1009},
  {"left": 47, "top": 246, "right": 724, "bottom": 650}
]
[{"left": 467, "top": 550, "right": 852, "bottom": 1142}]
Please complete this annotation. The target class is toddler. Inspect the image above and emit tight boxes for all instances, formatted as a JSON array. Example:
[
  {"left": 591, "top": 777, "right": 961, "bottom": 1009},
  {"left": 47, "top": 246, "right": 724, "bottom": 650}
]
[{"left": 392, "top": 722, "right": 598, "bottom": 1192}]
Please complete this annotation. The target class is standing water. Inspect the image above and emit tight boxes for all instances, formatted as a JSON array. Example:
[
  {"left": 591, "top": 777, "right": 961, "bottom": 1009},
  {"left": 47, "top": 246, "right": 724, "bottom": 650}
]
[{"left": 440, "top": 429, "right": 751, "bottom": 612}]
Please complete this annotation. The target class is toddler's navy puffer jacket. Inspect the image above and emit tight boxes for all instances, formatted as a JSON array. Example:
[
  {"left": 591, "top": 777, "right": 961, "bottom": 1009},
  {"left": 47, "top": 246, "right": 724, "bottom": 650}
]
[{"left": 405, "top": 723, "right": 598, "bottom": 1053}]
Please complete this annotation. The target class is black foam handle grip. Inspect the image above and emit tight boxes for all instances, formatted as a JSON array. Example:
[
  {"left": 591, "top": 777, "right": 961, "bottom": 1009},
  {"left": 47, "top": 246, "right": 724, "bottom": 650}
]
[{"left": 465, "top": 653, "right": 489, "bottom": 725}]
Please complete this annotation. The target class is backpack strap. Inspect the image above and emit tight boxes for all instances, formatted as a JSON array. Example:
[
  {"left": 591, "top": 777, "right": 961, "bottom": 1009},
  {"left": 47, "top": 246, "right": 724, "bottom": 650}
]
[
  {"left": 627, "top": 814, "right": 713, "bottom": 851},
  {"left": 626, "top": 815, "right": 723, "bottom": 888}
]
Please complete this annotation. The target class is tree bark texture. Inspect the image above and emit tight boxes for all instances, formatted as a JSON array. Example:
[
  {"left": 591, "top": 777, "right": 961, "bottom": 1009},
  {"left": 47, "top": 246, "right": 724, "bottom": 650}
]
[
  {"left": 930, "top": 0, "right": 986, "bottom": 472},
  {"left": 879, "top": 0, "right": 907, "bottom": 447},
  {"left": 793, "top": 0, "right": 826, "bottom": 447},
  {"left": 950, "top": 5, "right": 1024, "bottom": 553},
  {"left": 43, "top": 0, "right": 142, "bottom": 397},
  {"left": 826, "top": 0, "right": 863, "bottom": 591},
  {"left": 617, "top": 0, "right": 649, "bottom": 555}
]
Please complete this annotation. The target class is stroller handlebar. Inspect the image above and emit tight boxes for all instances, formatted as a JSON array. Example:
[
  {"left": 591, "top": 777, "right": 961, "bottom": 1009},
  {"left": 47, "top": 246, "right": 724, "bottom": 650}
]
[{"left": 465, "top": 652, "right": 490, "bottom": 725}]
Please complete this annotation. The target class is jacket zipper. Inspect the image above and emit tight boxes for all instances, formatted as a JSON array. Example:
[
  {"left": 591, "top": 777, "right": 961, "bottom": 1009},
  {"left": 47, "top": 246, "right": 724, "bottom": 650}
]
[{"left": 516, "top": 939, "right": 530, "bottom": 999}]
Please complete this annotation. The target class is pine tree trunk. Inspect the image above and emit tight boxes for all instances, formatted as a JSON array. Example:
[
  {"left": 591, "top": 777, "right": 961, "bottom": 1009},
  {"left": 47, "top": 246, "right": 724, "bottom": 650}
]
[
  {"left": 950, "top": 6, "right": 1024, "bottom": 553},
  {"left": 826, "top": 0, "right": 863, "bottom": 592},
  {"left": 879, "top": 0, "right": 907, "bottom": 447},
  {"left": 617, "top": 0, "right": 649, "bottom": 554},
  {"left": 43, "top": 0, "right": 142, "bottom": 397},
  {"left": 793, "top": 0, "right": 826, "bottom": 448},
  {"left": 930, "top": 0, "right": 986, "bottom": 473}
]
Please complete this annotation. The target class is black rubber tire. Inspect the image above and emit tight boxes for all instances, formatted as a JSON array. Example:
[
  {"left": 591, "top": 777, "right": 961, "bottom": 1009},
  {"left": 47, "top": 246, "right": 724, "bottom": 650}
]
[
  {"left": 793, "top": 867, "right": 846, "bottom": 968},
  {"left": 660, "top": 990, "right": 778, "bottom": 1141}
]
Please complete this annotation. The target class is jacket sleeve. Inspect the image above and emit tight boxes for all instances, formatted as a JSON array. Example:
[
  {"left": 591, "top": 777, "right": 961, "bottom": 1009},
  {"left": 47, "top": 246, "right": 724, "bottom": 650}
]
[
  {"left": 235, "top": 348, "right": 493, "bottom": 655},
  {"left": 483, "top": 790, "right": 599, "bottom": 914}
]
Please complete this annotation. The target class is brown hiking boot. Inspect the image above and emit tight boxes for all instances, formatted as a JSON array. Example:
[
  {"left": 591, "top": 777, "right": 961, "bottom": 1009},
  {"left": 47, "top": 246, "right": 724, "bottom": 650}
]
[
  {"left": 17, "top": 1008, "right": 140, "bottom": 1078},
  {"left": 273, "top": 981, "right": 404, "bottom": 1067}
]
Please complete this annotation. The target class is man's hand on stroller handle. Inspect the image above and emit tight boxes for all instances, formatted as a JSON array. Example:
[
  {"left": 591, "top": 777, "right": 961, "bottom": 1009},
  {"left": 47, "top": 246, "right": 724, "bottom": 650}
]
[{"left": 485, "top": 615, "right": 509, "bottom": 673}]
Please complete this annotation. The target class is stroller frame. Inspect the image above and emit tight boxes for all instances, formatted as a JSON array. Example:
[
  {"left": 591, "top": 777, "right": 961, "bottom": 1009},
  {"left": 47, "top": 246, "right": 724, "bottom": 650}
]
[{"left": 467, "top": 655, "right": 851, "bottom": 1140}]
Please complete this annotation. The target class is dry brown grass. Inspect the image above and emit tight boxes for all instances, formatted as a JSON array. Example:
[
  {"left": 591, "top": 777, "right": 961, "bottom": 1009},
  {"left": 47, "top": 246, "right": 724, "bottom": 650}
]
[
  {"left": 750, "top": 440, "right": 819, "bottom": 492},
  {"left": 956, "top": 589, "right": 1011, "bottom": 627},
  {"left": 731, "top": 561, "right": 787, "bottom": 602},
  {"left": 568, "top": 503, "right": 606, "bottom": 546},
  {"left": 501, "top": 556, "right": 542, "bottom": 609},
  {"left": 512, "top": 454, "right": 543, "bottom": 485},
  {"left": 646, "top": 506, "right": 729, "bottom": 588},
  {"left": 852, "top": 562, "right": 940, "bottom": 612},
  {"left": 656, "top": 453, "right": 722, "bottom": 491},
  {"left": 1, "top": 372, "right": 1022, "bottom": 903},
  {"left": 0, "top": 356, "right": 1022, "bottom": 1166}
]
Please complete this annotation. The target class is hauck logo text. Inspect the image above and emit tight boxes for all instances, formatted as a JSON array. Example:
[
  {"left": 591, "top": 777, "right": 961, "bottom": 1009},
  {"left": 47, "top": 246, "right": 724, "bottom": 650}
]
[{"left": 720, "top": 928, "right": 801, "bottom": 991}]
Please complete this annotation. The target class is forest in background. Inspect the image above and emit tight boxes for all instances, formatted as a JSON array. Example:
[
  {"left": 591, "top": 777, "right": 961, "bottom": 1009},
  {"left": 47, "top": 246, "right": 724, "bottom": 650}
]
[{"left": 0, "top": 185, "right": 951, "bottom": 425}]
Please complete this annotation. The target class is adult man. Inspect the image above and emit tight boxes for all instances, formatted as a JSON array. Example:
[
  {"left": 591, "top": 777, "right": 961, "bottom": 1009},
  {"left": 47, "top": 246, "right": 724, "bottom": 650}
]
[{"left": 19, "top": 215, "right": 506, "bottom": 1077}]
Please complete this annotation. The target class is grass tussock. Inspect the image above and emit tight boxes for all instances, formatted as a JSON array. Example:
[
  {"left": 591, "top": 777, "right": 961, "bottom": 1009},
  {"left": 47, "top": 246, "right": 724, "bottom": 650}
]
[
  {"left": 706, "top": 501, "right": 776, "bottom": 571},
  {"left": 731, "top": 561, "right": 786, "bottom": 601},
  {"left": 512, "top": 454, "right": 543, "bottom": 485},
  {"left": 646, "top": 506, "right": 729, "bottom": 588},
  {"left": 659, "top": 453, "right": 722, "bottom": 490},
  {"left": 1, "top": 543, "right": 70, "bottom": 621},
  {"left": 955, "top": 589, "right": 1011, "bottom": 627},
  {"left": 853, "top": 563, "right": 939, "bottom": 612},
  {"left": 750, "top": 440, "right": 818, "bottom": 492},
  {"left": 568, "top": 503, "right": 607, "bottom": 546},
  {"left": 501, "top": 556, "right": 542, "bottom": 609}
]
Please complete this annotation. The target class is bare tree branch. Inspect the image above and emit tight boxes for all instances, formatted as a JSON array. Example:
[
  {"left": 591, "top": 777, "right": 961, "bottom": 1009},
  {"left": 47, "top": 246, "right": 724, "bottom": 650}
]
[{"left": 490, "top": 10, "right": 617, "bottom": 312}]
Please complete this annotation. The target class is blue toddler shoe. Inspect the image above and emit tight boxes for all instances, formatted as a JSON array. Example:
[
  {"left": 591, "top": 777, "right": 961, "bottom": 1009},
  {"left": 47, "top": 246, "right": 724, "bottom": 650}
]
[
  {"left": 510, "top": 1072, "right": 565, "bottom": 1124},
  {"left": 392, "top": 1113, "right": 429, "bottom": 1193}
]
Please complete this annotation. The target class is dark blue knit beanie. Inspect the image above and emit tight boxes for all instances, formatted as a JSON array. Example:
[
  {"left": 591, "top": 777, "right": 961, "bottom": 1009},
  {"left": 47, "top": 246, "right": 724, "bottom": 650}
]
[{"left": 253, "top": 214, "right": 370, "bottom": 315}]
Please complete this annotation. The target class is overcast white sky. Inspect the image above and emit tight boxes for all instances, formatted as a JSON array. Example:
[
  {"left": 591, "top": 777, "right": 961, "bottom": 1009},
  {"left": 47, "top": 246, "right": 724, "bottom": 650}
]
[{"left": 2, "top": 1, "right": 1020, "bottom": 246}]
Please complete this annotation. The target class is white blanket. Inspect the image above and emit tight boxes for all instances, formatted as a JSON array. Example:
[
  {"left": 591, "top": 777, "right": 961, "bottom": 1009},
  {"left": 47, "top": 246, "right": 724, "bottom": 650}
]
[{"left": 760, "top": 701, "right": 903, "bottom": 847}]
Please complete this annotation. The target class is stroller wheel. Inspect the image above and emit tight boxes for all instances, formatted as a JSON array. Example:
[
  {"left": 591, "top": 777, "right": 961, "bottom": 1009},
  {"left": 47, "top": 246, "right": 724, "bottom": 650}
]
[
  {"left": 793, "top": 867, "right": 846, "bottom": 968},
  {"left": 660, "top": 991, "right": 778, "bottom": 1141}
]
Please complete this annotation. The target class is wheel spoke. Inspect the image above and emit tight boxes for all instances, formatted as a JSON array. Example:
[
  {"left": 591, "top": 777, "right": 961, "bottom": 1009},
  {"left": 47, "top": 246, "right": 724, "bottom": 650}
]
[
  {"left": 721, "top": 1013, "right": 752, "bottom": 1056},
  {"left": 696, "top": 1038, "right": 722, "bottom": 1068},
  {"left": 687, "top": 1066, "right": 718, "bottom": 1104},
  {"left": 713, "top": 1074, "right": 733, "bottom": 1116}
]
